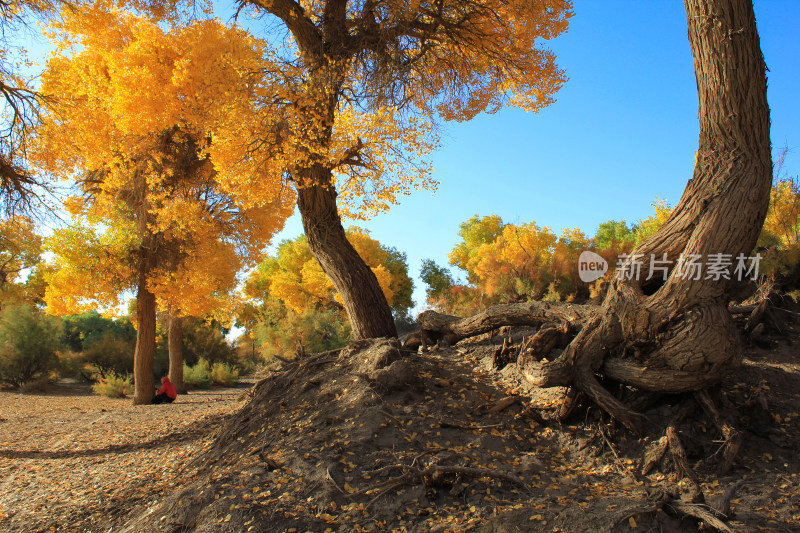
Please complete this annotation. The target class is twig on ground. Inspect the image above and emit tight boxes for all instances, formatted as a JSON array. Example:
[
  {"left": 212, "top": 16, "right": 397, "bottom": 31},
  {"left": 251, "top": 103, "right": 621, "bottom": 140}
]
[
  {"left": 326, "top": 467, "right": 347, "bottom": 495},
  {"left": 488, "top": 396, "right": 521, "bottom": 413},
  {"left": 667, "top": 500, "right": 733, "bottom": 533},
  {"left": 439, "top": 419, "right": 503, "bottom": 431},
  {"left": 719, "top": 479, "right": 748, "bottom": 517}
]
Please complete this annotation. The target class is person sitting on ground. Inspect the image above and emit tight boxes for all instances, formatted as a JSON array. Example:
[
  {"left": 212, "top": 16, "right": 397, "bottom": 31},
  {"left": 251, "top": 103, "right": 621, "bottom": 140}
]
[{"left": 152, "top": 376, "right": 177, "bottom": 404}]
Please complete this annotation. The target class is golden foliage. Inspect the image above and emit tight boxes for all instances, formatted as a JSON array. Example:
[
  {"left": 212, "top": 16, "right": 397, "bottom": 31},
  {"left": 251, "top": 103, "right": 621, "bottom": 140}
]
[
  {"left": 246, "top": 227, "right": 413, "bottom": 316},
  {"left": 444, "top": 215, "right": 589, "bottom": 303},
  {"left": 0, "top": 216, "right": 43, "bottom": 305},
  {"left": 34, "top": 9, "right": 294, "bottom": 319},
  {"left": 207, "top": 0, "right": 572, "bottom": 217}
]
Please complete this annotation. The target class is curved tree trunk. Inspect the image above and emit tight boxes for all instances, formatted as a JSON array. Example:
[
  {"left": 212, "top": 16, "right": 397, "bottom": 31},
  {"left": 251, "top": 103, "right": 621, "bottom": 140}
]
[
  {"left": 522, "top": 0, "right": 772, "bottom": 434},
  {"left": 133, "top": 273, "right": 157, "bottom": 405},
  {"left": 296, "top": 164, "right": 398, "bottom": 340},
  {"left": 168, "top": 313, "right": 187, "bottom": 394}
]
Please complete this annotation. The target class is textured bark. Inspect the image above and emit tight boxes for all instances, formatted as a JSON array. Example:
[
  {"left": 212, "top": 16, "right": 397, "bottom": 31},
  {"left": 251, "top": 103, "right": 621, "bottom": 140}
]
[
  {"left": 417, "top": 302, "right": 592, "bottom": 344},
  {"left": 519, "top": 0, "right": 772, "bottom": 433},
  {"left": 296, "top": 168, "right": 397, "bottom": 339},
  {"left": 168, "top": 314, "right": 187, "bottom": 394},
  {"left": 132, "top": 273, "right": 157, "bottom": 405}
]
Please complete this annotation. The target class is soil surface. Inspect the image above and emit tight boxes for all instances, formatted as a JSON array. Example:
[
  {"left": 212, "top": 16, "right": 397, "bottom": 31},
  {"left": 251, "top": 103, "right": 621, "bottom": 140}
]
[
  {"left": 1, "top": 323, "right": 799, "bottom": 532},
  {"left": 0, "top": 381, "right": 253, "bottom": 532}
]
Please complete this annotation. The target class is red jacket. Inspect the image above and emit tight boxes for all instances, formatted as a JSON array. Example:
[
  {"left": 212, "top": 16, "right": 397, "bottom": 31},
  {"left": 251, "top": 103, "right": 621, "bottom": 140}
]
[{"left": 157, "top": 378, "right": 177, "bottom": 399}]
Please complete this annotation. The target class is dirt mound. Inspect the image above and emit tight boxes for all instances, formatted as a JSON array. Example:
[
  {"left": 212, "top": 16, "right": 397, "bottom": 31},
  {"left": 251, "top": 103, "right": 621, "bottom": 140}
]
[{"left": 116, "top": 323, "right": 800, "bottom": 532}]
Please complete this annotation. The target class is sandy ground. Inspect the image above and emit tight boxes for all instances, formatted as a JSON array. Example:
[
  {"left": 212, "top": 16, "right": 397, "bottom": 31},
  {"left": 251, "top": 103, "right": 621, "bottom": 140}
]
[{"left": 0, "top": 380, "right": 253, "bottom": 532}]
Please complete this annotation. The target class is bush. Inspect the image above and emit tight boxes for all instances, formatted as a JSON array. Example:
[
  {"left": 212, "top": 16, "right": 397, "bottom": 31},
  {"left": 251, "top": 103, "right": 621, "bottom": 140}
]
[
  {"left": 57, "top": 350, "right": 92, "bottom": 381},
  {"left": 61, "top": 312, "right": 135, "bottom": 353},
  {"left": 256, "top": 307, "right": 351, "bottom": 361},
  {"left": 92, "top": 373, "right": 132, "bottom": 397},
  {"left": 0, "top": 304, "right": 62, "bottom": 387},
  {"left": 210, "top": 361, "right": 239, "bottom": 386},
  {"left": 541, "top": 283, "right": 562, "bottom": 303},
  {"left": 183, "top": 358, "right": 212, "bottom": 389},
  {"left": 182, "top": 318, "right": 237, "bottom": 366},
  {"left": 81, "top": 332, "right": 135, "bottom": 378}
]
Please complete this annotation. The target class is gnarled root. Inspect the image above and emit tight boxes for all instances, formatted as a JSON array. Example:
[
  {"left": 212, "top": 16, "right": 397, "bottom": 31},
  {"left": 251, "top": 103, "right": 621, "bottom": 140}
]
[{"left": 404, "top": 301, "right": 593, "bottom": 351}]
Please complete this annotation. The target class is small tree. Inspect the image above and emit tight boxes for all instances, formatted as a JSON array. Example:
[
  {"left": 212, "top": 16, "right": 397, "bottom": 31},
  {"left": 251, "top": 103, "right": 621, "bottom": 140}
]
[
  {"left": 0, "top": 216, "right": 43, "bottom": 308},
  {"left": 244, "top": 228, "right": 414, "bottom": 357},
  {"left": 0, "top": 304, "right": 61, "bottom": 387}
]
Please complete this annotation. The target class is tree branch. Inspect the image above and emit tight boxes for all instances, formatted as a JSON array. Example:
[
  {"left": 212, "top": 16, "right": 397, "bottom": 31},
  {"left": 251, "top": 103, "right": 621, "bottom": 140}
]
[{"left": 241, "top": 0, "right": 323, "bottom": 57}]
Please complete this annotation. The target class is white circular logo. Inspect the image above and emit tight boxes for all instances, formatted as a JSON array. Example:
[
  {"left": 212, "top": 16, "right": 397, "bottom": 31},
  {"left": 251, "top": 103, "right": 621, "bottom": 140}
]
[{"left": 578, "top": 251, "right": 608, "bottom": 283}]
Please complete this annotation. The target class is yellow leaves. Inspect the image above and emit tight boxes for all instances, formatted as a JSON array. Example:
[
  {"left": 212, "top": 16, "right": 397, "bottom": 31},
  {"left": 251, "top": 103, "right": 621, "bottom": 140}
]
[
  {"left": 34, "top": 12, "right": 294, "bottom": 320},
  {"left": 371, "top": 264, "right": 395, "bottom": 306},
  {"left": 445, "top": 214, "right": 590, "bottom": 303},
  {"left": 250, "top": 227, "right": 408, "bottom": 315},
  {"left": 631, "top": 198, "right": 674, "bottom": 245},
  {"left": 43, "top": 220, "right": 137, "bottom": 316},
  {"left": 762, "top": 181, "right": 800, "bottom": 248},
  {"left": 331, "top": 106, "right": 438, "bottom": 219}
]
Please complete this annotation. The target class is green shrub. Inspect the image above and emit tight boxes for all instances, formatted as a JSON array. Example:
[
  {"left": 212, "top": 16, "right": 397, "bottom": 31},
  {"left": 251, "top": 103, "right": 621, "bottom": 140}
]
[
  {"left": 19, "top": 374, "right": 53, "bottom": 393},
  {"left": 182, "top": 318, "right": 237, "bottom": 366},
  {"left": 0, "top": 304, "right": 62, "bottom": 387},
  {"left": 183, "top": 358, "right": 212, "bottom": 389},
  {"left": 57, "top": 350, "right": 92, "bottom": 382},
  {"left": 61, "top": 312, "right": 135, "bottom": 352},
  {"left": 92, "top": 373, "right": 132, "bottom": 397},
  {"left": 255, "top": 307, "right": 351, "bottom": 361},
  {"left": 210, "top": 361, "right": 239, "bottom": 386},
  {"left": 81, "top": 332, "right": 134, "bottom": 378}
]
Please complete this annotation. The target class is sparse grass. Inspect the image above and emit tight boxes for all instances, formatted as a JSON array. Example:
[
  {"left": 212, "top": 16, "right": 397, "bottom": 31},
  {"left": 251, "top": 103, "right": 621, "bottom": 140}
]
[
  {"left": 210, "top": 361, "right": 239, "bottom": 386},
  {"left": 541, "top": 283, "right": 562, "bottom": 303},
  {"left": 92, "top": 373, "right": 132, "bottom": 398}
]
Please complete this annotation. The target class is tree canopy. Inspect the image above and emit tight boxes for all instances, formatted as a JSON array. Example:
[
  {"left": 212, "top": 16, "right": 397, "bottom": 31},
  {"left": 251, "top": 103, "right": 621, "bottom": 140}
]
[{"left": 35, "top": 10, "right": 294, "bottom": 319}]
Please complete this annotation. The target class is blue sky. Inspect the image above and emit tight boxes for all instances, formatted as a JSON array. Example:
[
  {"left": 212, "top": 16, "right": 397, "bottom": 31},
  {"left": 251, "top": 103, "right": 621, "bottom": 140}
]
[
  {"left": 19, "top": 1, "right": 800, "bottom": 315},
  {"left": 265, "top": 1, "right": 800, "bottom": 312}
]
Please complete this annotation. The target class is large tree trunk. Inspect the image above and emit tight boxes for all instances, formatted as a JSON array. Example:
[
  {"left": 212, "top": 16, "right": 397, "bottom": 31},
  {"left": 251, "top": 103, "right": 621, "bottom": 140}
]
[
  {"left": 133, "top": 274, "right": 157, "bottom": 405},
  {"left": 521, "top": 0, "right": 771, "bottom": 434},
  {"left": 296, "top": 165, "right": 398, "bottom": 340},
  {"left": 168, "top": 313, "right": 187, "bottom": 394}
]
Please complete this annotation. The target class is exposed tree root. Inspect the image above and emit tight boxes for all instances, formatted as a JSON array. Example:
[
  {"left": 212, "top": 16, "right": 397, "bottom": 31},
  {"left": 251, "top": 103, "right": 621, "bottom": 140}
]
[
  {"left": 556, "top": 387, "right": 582, "bottom": 420},
  {"left": 666, "top": 425, "right": 703, "bottom": 502},
  {"left": 718, "top": 479, "right": 748, "bottom": 517},
  {"left": 694, "top": 390, "right": 743, "bottom": 476},
  {"left": 641, "top": 436, "right": 668, "bottom": 476},
  {"left": 667, "top": 500, "right": 733, "bottom": 533},
  {"left": 613, "top": 490, "right": 735, "bottom": 533},
  {"left": 517, "top": 322, "right": 571, "bottom": 365},
  {"left": 327, "top": 455, "right": 526, "bottom": 508},
  {"left": 404, "top": 302, "right": 592, "bottom": 351}
]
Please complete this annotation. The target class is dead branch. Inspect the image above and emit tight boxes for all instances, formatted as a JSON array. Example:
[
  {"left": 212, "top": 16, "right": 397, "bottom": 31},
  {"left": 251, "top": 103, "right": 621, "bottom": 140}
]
[
  {"left": 718, "top": 479, "right": 748, "bottom": 517},
  {"left": 694, "top": 390, "right": 743, "bottom": 476},
  {"left": 667, "top": 501, "right": 733, "bottom": 533},
  {"left": 438, "top": 420, "right": 503, "bottom": 431},
  {"left": 641, "top": 436, "right": 669, "bottom": 476},
  {"left": 666, "top": 426, "right": 703, "bottom": 502},
  {"left": 326, "top": 467, "right": 348, "bottom": 495},
  {"left": 488, "top": 396, "right": 520, "bottom": 413}
]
